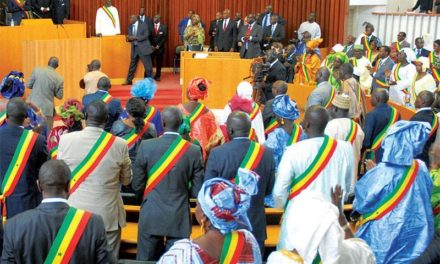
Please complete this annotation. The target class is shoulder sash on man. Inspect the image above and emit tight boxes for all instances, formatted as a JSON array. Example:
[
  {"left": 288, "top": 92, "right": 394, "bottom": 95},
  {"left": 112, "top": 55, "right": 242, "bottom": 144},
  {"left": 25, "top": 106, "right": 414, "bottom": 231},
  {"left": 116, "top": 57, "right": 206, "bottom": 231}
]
[
  {"left": 50, "top": 146, "right": 58, "bottom": 159},
  {"left": 323, "top": 86, "right": 336, "bottom": 109},
  {"left": 249, "top": 103, "right": 260, "bottom": 121},
  {"left": 429, "top": 114, "right": 439, "bottom": 139},
  {"left": 429, "top": 52, "right": 440, "bottom": 82},
  {"left": 368, "top": 107, "right": 399, "bottom": 160},
  {"left": 100, "top": 93, "right": 113, "bottom": 104},
  {"left": 234, "top": 141, "right": 265, "bottom": 184},
  {"left": 101, "top": 5, "right": 116, "bottom": 27},
  {"left": 287, "top": 124, "right": 303, "bottom": 146},
  {"left": 345, "top": 120, "right": 359, "bottom": 144},
  {"left": 219, "top": 230, "right": 246, "bottom": 264},
  {"left": 0, "top": 111, "right": 6, "bottom": 126}
]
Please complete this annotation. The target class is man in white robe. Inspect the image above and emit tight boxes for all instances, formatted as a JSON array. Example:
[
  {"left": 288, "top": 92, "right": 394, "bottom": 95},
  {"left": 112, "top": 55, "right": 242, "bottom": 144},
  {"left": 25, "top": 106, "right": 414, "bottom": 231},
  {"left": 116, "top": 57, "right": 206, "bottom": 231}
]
[
  {"left": 95, "top": 0, "right": 121, "bottom": 36},
  {"left": 351, "top": 45, "right": 373, "bottom": 93},
  {"left": 389, "top": 48, "right": 417, "bottom": 105},
  {"left": 298, "top": 12, "right": 321, "bottom": 40}
]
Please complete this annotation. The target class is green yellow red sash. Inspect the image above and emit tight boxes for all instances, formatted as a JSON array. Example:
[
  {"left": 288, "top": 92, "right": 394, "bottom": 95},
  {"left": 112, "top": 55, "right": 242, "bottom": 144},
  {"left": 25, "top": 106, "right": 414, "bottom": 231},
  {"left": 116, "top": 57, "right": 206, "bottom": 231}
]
[
  {"left": 301, "top": 54, "right": 310, "bottom": 82},
  {"left": 234, "top": 142, "right": 265, "bottom": 184},
  {"left": 265, "top": 119, "right": 279, "bottom": 135},
  {"left": 429, "top": 114, "right": 439, "bottom": 139},
  {"left": 1, "top": 130, "right": 38, "bottom": 220},
  {"left": 50, "top": 146, "right": 58, "bottom": 159},
  {"left": 249, "top": 103, "right": 259, "bottom": 121},
  {"left": 189, "top": 103, "right": 206, "bottom": 126},
  {"left": 143, "top": 136, "right": 191, "bottom": 197},
  {"left": 219, "top": 231, "right": 246, "bottom": 264},
  {"left": 70, "top": 132, "right": 116, "bottom": 193},
  {"left": 393, "top": 63, "right": 402, "bottom": 81},
  {"left": 13, "top": 0, "right": 32, "bottom": 18},
  {"left": 396, "top": 41, "right": 402, "bottom": 52},
  {"left": 123, "top": 123, "right": 150, "bottom": 148},
  {"left": 430, "top": 52, "right": 440, "bottom": 82},
  {"left": 324, "top": 85, "right": 336, "bottom": 109},
  {"left": 287, "top": 124, "right": 303, "bottom": 146},
  {"left": 351, "top": 58, "right": 358, "bottom": 67},
  {"left": 362, "top": 36, "right": 372, "bottom": 61},
  {"left": 368, "top": 107, "right": 399, "bottom": 160},
  {"left": 44, "top": 207, "right": 92, "bottom": 264},
  {"left": 101, "top": 93, "right": 113, "bottom": 104},
  {"left": 289, "top": 136, "right": 338, "bottom": 200},
  {"left": 375, "top": 78, "right": 390, "bottom": 88},
  {"left": 361, "top": 160, "right": 419, "bottom": 225},
  {"left": 0, "top": 111, "right": 6, "bottom": 126},
  {"left": 248, "top": 128, "right": 257, "bottom": 141},
  {"left": 345, "top": 120, "right": 358, "bottom": 144},
  {"left": 144, "top": 106, "right": 157, "bottom": 123},
  {"left": 102, "top": 5, "right": 116, "bottom": 27}
]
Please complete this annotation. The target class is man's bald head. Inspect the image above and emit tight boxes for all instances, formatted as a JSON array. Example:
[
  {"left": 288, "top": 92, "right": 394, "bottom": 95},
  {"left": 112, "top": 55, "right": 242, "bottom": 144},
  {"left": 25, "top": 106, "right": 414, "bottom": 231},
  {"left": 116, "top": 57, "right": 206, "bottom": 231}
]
[
  {"left": 315, "top": 67, "right": 330, "bottom": 83},
  {"left": 6, "top": 97, "right": 27, "bottom": 125},
  {"left": 162, "top": 106, "right": 183, "bottom": 132},
  {"left": 48, "top": 56, "right": 59, "bottom": 69},
  {"left": 303, "top": 105, "right": 330, "bottom": 136},
  {"left": 86, "top": 100, "right": 108, "bottom": 126},
  {"left": 415, "top": 90, "right": 435, "bottom": 109},
  {"left": 371, "top": 88, "right": 389, "bottom": 106},
  {"left": 272, "top": 81, "right": 288, "bottom": 96},
  {"left": 226, "top": 111, "right": 252, "bottom": 139},
  {"left": 38, "top": 160, "right": 71, "bottom": 197}
]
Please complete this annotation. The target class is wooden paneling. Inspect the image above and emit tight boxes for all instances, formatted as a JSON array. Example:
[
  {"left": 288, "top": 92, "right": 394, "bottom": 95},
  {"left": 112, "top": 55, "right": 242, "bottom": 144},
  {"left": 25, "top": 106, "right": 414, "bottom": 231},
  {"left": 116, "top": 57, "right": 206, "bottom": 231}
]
[{"left": 69, "top": 0, "right": 348, "bottom": 67}]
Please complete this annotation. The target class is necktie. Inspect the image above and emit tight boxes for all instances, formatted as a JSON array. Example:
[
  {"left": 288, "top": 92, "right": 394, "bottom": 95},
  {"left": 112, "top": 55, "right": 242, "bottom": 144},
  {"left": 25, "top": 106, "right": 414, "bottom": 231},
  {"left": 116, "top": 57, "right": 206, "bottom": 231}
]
[
  {"left": 223, "top": 20, "right": 227, "bottom": 31},
  {"left": 417, "top": 49, "right": 421, "bottom": 58},
  {"left": 155, "top": 24, "right": 159, "bottom": 35},
  {"left": 263, "top": 14, "right": 268, "bottom": 28},
  {"left": 271, "top": 25, "right": 275, "bottom": 36}
]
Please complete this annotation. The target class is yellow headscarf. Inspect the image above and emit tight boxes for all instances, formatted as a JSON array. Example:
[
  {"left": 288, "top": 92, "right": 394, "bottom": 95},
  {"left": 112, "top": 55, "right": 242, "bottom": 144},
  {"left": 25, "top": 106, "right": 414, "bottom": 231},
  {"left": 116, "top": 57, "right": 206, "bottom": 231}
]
[{"left": 306, "top": 38, "right": 323, "bottom": 50}]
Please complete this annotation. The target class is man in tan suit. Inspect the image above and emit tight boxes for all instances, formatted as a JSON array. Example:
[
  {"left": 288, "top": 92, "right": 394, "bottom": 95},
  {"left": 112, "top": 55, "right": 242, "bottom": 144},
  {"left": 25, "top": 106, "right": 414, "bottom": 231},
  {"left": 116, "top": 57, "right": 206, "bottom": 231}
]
[
  {"left": 26, "top": 57, "right": 64, "bottom": 129},
  {"left": 57, "top": 100, "right": 132, "bottom": 259}
]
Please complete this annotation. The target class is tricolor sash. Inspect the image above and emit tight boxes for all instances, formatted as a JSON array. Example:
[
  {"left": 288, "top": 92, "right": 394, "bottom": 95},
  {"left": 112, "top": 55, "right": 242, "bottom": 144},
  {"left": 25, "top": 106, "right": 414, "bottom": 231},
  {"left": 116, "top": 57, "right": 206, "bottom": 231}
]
[
  {"left": 189, "top": 103, "right": 206, "bottom": 126},
  {"left": 288, "top": 136, "right": 338, "bottom": 200},
  {"left": 143, "top": 136, "right": 191, "bottom": 197},
  {"left": 248, "top": 128, "right": 257, "bottom": 141},
  {"left": 429, "top": 114, "right": 439, "bottom": 139},
  {"left": 287, "top": 124, "right": 303, "bottom": 146},
  {"left": 44, "top": 207, "right": 92, "bottom": 264},
  {"left": 219, "top": 231, "right": 246, "bottom": 264},
  {"left": 249, "top": 103, "right": 259, "bottom": 121},
  {"left": 351, "top": 58, "right": 358, "bottom": 67},
  {"left": 123, "top": 123, "right": 150, "bottom": 148},
  {"left": 101, "top": 93, "right": 113, "bottom": 104},
  {"left": 50, "top": 146, "right": 58, "bottom": 159},
  {"left": 264, "top": 119, "right": 279, "bottom": 135},
  {"left": 102, "top": 6, "right": 116, "bottom": 27},
  {"left": 144, "top": 106, "right": 157, "bottom": 123},
  {"left": 345, "top": 120, "right": 358, "bottom": 144},
  {"left": 301, "top": 54, "right": 310, "bottom": 82},
  {"left": 235, "top": 142, "right": 265, "bottom": 184},
  {"left": 70, "top": 132, "right": 116, "bottom": 193},
  {"left": 368, "top": 107, "right": 399, "bottom": 160},
  {"left": 13, "top": 0, "right": 32, "bottom": 18},
  {"left": 361, "top": 160, "right": 419, "bottom": 225},
  {"left": 1, "top": 130, "right": 39, "bottom": 220},
  {"left": 375, "top": 78, "right": 390, "bottom": 88},
  {"left": 324, "top": 86, "right": 336, "bottom": 109},
  {"left": 362, "top": 36, "right": 372, "bottom": 61},
  {"left": 0, "top": 111, "right": 6, "bottom": 126},
  {"left": 393, "top": 63, "right": 402, "bottom": 82},
  {"left": 396, "top": 41, "right": 402, "bottom": 52},
  {"left": 429, "top": 52, "right": 440, "bottom": 82}
]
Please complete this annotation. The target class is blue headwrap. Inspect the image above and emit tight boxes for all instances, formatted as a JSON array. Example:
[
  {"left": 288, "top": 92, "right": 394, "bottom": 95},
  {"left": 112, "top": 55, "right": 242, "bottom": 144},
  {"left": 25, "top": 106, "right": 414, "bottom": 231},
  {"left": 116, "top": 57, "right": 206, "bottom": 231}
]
[
  {"left": 130, "top": 78, "right": 157, "bottom": 101},
  {"left": 0, "top": 71, "right": 25, "bottom": 99},
  {"left": 273, "top": 95, "right": 300, "bottom": 121},
  {"left": 198, "top": 169, "right": 259, "bottom": 234},
  {"left": 381, "top": 121, "right": 430, "bottom": 166}
]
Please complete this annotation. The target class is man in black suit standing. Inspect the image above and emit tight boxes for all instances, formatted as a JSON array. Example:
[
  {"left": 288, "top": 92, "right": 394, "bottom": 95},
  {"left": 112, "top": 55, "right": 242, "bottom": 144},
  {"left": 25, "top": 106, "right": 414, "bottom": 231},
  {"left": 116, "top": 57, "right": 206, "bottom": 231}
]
[
  {"left": 257, "top": 5, "right": 285, "bottom": 31},
  {"left": 208, "top": 11, "right": 222, "bottom": 51},
  {"left": 414, "top": 37, "right": 431, "bottom": 59},
  {"left": 51, "top": 0, "right": 69, "bottom": 24},
  {"left": 0, "top": 98, "right": 47, "bottom": 220},
  {"left": 214, "top": 9, "right": 237, "bottom": 52},
  {"left": 31, "top": 0, "right": 51, "bottom": 19},
  {"left": 2, "top": 160, "right": 111, "bottom": 263},
  {"left": 262, "top": 14, "right": 285, "bottom": 50},
  {"left": 132, "top": 106, "right": 204, "bottom": 261},
  {"left": 124, "top": 14, "right": 153, "bottom": 85},
  {"left": 204, "top": 111, "right": 275, "bottom": 256},
  {"left": 138, "top": 7, "right": 154, "bottom": 33},
  {"left": 151, "top": 14, "right": 167, "bottom": 81},
  {"left": 263, "top": 49, "right": 287, "bottom": 102},
  {"left": 238, "top": 13, "right": 263, "bottom": 59}
]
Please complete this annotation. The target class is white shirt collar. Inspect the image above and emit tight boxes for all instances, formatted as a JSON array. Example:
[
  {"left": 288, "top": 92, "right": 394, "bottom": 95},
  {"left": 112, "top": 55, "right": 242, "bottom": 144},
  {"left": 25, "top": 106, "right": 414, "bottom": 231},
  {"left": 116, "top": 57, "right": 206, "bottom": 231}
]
[
  {"left": 42, "top": 198, "right": 69, "bottom": 204},
  {"left": 416, "top": 107, "right": 432, "bottom": 113},
  {"left": 164, "top": 131, "right": 180, "bottom": 136}
]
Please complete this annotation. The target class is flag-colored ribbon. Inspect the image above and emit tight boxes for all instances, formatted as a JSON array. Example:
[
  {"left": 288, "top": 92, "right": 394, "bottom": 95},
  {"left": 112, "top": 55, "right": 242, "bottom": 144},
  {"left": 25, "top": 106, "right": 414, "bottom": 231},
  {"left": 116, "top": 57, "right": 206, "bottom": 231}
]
[
  {"left": 219, "top": 231, "right": 246, "bottom": 264},
  {"left": 234, "top": 142, "right": 265, "bottom": 184},
  {"left": 430, "top": 52, "right": 440, "bottom": 82},
  {"left": 189, "top": 103, "right": 206, "bottom": 126},
  {"left": 368, "top": 107, "right": 399, "bottom": 160},
  {"left": 123, "top": 123, "right": 150, "bottom": 148},
  {"left": 287, "top": 124, "right": 303, "bottom": 146},
  {"left": 102, "top": 5, "right": 116, "bottom": 28},
  {"left": 0, "top": 111, "right": 6, "bottom": 126},
  {"left": 324, "top": 86, "right": 336, "bottom": 109},
  {"left": 249, "top": 103, "right": 259, "bottom": 121},
  {"left": 345, "top": 120, "right": 358, "bottom": 144},
  {"left": 50, "top": 146, "right": 58, "bottom": 159},
  {"left": 101, "top": 93, "right": 113, "bottom": 104},
  {"left": 264, "top": 119, "right": 279, "bottom": 135},
  {"left": 301, "top": 54, "right": 310, "bottom": 82}
]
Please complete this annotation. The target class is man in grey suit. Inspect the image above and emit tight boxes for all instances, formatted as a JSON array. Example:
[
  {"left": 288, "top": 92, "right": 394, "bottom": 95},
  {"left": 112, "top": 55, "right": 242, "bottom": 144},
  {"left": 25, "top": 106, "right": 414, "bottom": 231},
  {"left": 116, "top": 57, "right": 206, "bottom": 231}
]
[
  {"left": 124, "top": 14, "right": 153, "bottom": 85},
  {"left": 214, "top": 9, "right": 237, "bottom": 52},
  {"left": 370, "top": 45, "right": 395, "bottom": 92},
  {"left": 238, "top": 13, "right": 263, "bottom": 59},
  {"left": 26, "top": 56, "right": 63, "bottom": 129},
  {"left": 58, "top": 100, "right": 132, "bottom": 259},
  {"left": 132, "top": 106, "right": 203, "bottom": 261},
  {"left": 307, "top": 67, "right": 332, "bottom": 108},
  {"left": 2, "top": 160, "right": 111, "bottom": 263}
]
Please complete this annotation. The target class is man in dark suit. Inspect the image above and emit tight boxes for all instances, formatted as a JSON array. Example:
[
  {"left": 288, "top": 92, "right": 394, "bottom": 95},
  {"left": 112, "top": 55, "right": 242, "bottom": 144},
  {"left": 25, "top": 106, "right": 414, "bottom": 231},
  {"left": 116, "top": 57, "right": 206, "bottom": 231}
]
[
  {"left": 363, "top": 88, "right": 400, "bottom": 164},
  {"left": 7, "top": 0, "right": 32, "bottom": 25},
  {"left": 51, "top": 0, "right": 69, "bottom": 24},
  {"left": 263, "top": 50, "right": 287, "bottom": 102},
  {"left": 262, "top": 80, "right": 288, "bottom": 127},
  {"left": 31, "top": 0, "right": 51, "bottom": 19},
  {"left": 411, "top": 91, "right": 437, "bottom": 167},
  {"left": 2, "top": 160, "right": 111, "bottom": 263},
  {"left": 124, "top": 14, "right": 153, "bottom": 85},
  {"left": 151, "top": 14, "right": 167, "bottom": 81},
  {"left": 214, "top": 9, "right": 237, "bottom": 52},
  {"left": 83, "top": 77, "right": 122, "bottom": 132},
  {"left": 138, "top": 7, "right": 154, "bottom": 33},
  {"left": 414, "top": 37, "right": 431, "bottom": 59},
  {"left": 205, "top": 111, "right": 275, "bottom": 255},
  {"left": 257, "top": 4, "right": 285, "bottom": 31},
  {"left": 0, "top": 98, "right": 47, "bottom": 220},
  {"left": 238, "top": 13, "right": 263, "bottom": 59},
  {"left": 235, "top": 12, "right": 243, "bottom": 30},
  {"left": 370, "top": 45, "right": 395, "bottom": 91},
  {"left": 132, "top": 106, "right": 203, "bottom": 261},
  {"left": 262, "top": 15, "right": 285, "bottom": 50},
  {"left": 208, "top": 12, "right": 222, "bottom": 51},
  {"left": 344, "top": 35, "right": 356, "bottom": 58}
]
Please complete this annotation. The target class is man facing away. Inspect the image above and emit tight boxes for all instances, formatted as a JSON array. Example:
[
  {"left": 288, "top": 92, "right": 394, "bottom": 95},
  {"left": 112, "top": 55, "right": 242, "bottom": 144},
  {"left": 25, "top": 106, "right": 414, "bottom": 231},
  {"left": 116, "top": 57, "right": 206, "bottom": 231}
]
[
  {"left": 132, "top": 106, "right": 203, "bottom": 261},
  {"left": 95, "top": 0, "right": 121, "bottom": 37},
  {"left": 262, "top": 80, "right": 288, "bottom": 128},
  {"left": 58, "top": 100, "right": 132, "bottom": 259},
  {"left": 307, "top": 67, "right": 332, "bottom": 109},
  {"left": 2, "top": 160, "right": 111, "bottom": 263},
  {"left": 81, "top": 59, "right": 108, "bottom": 95},
  {"left": 27, "top": 56, "right": 63, "bottom": 130}
]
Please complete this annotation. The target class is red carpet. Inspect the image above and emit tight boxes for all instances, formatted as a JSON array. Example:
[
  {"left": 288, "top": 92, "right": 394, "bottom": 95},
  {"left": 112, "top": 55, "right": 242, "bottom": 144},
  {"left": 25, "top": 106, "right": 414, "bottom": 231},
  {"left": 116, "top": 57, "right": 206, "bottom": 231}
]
[{"left": 109, "top": 73, "right": 182, "bottom": 110}]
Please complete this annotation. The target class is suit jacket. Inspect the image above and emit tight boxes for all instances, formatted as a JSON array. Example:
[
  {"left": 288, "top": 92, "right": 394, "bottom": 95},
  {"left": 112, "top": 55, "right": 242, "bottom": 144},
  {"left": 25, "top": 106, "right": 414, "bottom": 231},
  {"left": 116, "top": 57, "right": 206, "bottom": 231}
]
[
  {"left": 138, "top": 15, "right": 154, "bottom": 33},
  {"left": 127, "top": 22, "right": 153, "bottom": 56},
  {"left": 257, "top": 12, "right": 286, "bottom": 27},
  {"left": 204, "top": 138, "right": 275, "bottom": 241},
  {"left": 238, "top": 23, "right": 263, "bottom": 59},
  {"left": 411, "top": 109, "right": 437, "bottom": 166},
  {"left": 414, "top": 48, "right": 431, "bottom": 58},
  {"left": 0, "top": 124, "right": 47, "bottom": 219},
  {"left": 215, "top": 19, "right": 238, "bottom": 51},
  {"left": 31, "top": 0, "right": 52, "bottom": 18},
  {"left": 265, "top": 61, "right": 287, "bottom": 94},
  {"left": 58, "top": 126, "right": 132, "bottom": 231},
  {"left": 344, "top": 44, "right": 355, "bottom": 58},
  {"left": 152, "top": 23, "right": 168, "bottom": 53},
  {"left": 1, "top": 202, "right": 110, "bottom": 263},
  {"left": 26, "top": 66, "right": 63, "bottom": 117},
  {"left": 51, "top": 0, "right": 69, "bottom": 24},
  {"left": 262, "top": 23, "right": 286, "bottom": 47},
  {"left": 307, "top": 81, "right": 332, "bottom": 108},
  {"left": 7, "top": 0, "right": 32, "bottom": 13},
  {"left": 82, "top": 90, "right": 122, "bottom": 132},
  {"left": 132, "top": 134, "right": 203, "bottom": 238},
  {"left": 262, "top": 98, "right": 276, "bottom": 128},
  {"left": 209, "top": 19, "right": 222, "bottom": 49},
  {"left": 372, "top": 57, "right": 395, "bottom": 90}
]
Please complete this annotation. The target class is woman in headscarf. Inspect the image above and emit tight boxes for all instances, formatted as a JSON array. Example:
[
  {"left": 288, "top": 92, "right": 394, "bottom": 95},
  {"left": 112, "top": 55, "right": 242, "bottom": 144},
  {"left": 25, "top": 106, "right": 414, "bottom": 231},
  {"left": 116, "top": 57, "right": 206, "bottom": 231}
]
[
  {"left": 387, "top": 48, "right": 417, "bottom": 105},
  {"left": 220, "top": 81, "right": 265, "bottom": 143},
  {"left": 431, "top": 39, "right": 440, "bottom": 85},
  {"left": 353, "top": 121, "right": 434, "bottom": 264},
  {"left": 410, "top": 57, "right": 437, "bottom": 107},
  {"left": 123, "top": 77, "right": 163, "bottom": 135},
  {"left": 178, "top": 77, "right": 223, "bottom": 160},
  {"left": 47, "top": 99, "right": 84, "bottom": 158},
  {"left": 184, "top": 14, "right": 205, "bottom": 51},
  {"left": 295, "top": 38, "right": 322, "bottom": 86},
  {"left": 327, "top": 52, "right": 349, "bottom": 92},
  {"left": 158, "top": 169, "right": 262, "bottom": 264}
]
